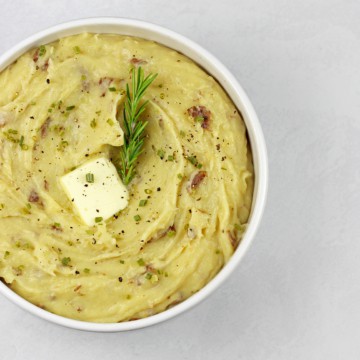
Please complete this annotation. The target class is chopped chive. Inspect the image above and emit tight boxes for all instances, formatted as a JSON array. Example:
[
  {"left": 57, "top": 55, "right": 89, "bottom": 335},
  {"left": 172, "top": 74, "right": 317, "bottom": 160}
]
[
  {"left": 119, "top": 260, "right": 125, "bottom": 264},
  {"left": 61, "top": 257, "right": 71, "bottom": 266},
  {"left": 186, "top": 155, "right": 202, "bottom": 169},
  {"left": 167, "top": 155, "right": 174, "bottom": 161},
  {"left": 157, "top": 149, "right": 165, "bottom": 159},
  {"left": 106, "top": 118, "right": 114, "bottom": 126},
  {"left": 84, "top": 268, "right": 90, "bottom": 273},
  {"left": 134, "top": 214, "right": 141, "bottom": 222},
  {"left": 4, "top": 251, "right": 10, "bottom": 259},
  {"left": 73, "top": 46, "right": 81, "bottom": 54},
  {"left": 144, "top": 189, "right": 152, "bottom": 194},
  {"left": 19, "top": 136, "right": 27, "bottom": 150},
  {"left": 145, "top": 273, "right": 152, "bottom": 280},
  {"left": 159, "top": 93, "right": 165, "bottom": 99},
  {"left": 95, "top": 217, "right": 103, "bottom": 223},
  {"left": 108, "top": 87, "right": 117, "bottom": 92},
  {"left": 81, "top": 75, "right": 87, "bottom": 81},
  {"left": 26, "top": 203, "right": 31, "bottom": 209},
  {"left": 177, "top": 174, "right": 183, "bottom": 180},
  {"left": 66, "top": 105, "right": 75, "bottom": 111},
  {"left": 137, "top": 258, "right": 145, "bottom": 266},
  {"left": 59, "top": 140, "right": 68, "bottom": 150},
  {"left": 86, "top": 173, "right": 94, "bottom": 183},
  {"left": 187, "top": 155, "right": 196, "bottom": 165},
  {"left": 179, "top": 130, "right": 185, "bottom": 137},
  {"left": 195, "top": 116, "right": 204, "bottom": 123},
  {"left": 90, "top": 119, "right": 97, "bottom": 128},
  {"left": 54, "top": 222, "right": 61, "bottom": 228},
  {"left": 8, "top": 129, "right": 18, "bottom": 134},
  {"left": 139, "top": 199, "right": 147, "bottom": 207},
  {"left": 48, "top": 108, "right": 52, "bottom": 113},
  {"left": 39, "top": 45, "right": 46, "bottom": 57},
  {"left": 167, "top": 230, "right": 176, "bottom": 237}
]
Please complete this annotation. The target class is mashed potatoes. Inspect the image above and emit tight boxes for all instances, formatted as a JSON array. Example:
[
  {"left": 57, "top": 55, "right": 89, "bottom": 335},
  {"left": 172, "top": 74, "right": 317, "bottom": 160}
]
[{"left": 0, "top": 33, "right": 253, "bottom": 322}]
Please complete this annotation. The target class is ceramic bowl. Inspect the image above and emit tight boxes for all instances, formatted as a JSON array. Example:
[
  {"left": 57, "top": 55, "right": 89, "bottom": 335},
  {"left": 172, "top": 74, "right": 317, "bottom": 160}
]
[{"left": 0, "top": 17, "right": 268, "bottom": 332}]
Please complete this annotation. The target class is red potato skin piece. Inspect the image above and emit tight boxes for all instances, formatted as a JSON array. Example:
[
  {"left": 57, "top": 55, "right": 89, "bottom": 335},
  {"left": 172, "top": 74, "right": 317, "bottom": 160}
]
[
  {"left": 99, "top": 77, "right": 114, "bottom": 97},
  {"left": 227, "top": 230, "right": 238, "bottom": 249},
  {"left": 33, "top": 49, "right": 39, "bottom": 62},
  {"left": 130, "top": 58, "right": 147, "bottom": 66},
  {"left": 187, "top": 105, "right": 211, "bottom": 130},
  {"left": 147, "top": 224, "right": 176, "bottom": 244},
  {"left": 41, "top": 59, "right": 49, "bottom": 71},
  {"left": 51, "top": 225, "right": 62, "bottom": 232},
  {"left": 40, "top": 118, "right": 51, "bottom": 138},
  {"left": 28, "top": 190, "right": 40, "bottom": 203},
  {"left": 191, "top": 171, "right": 207, "bottom": 189}
]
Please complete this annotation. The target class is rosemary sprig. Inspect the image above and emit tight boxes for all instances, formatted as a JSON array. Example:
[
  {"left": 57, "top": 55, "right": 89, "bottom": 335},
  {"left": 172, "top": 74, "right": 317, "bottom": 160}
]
[{"left": 119, "top": 66, "right": 157, "bottom": 185}]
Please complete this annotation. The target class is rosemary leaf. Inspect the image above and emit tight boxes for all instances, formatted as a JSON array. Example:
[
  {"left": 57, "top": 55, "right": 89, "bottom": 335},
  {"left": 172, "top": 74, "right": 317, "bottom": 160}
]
[{"left": 119, "top": 67, "right": 157, "bottom": 185}]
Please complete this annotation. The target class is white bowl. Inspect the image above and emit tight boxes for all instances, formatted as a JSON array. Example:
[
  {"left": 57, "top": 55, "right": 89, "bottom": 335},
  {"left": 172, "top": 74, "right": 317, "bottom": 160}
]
[{"left": 0, "top": 17, "right": 268, "bottom": 332}]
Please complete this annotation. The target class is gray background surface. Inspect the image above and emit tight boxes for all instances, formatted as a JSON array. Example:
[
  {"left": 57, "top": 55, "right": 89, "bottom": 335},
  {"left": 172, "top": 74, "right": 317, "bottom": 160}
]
[{"left": 1, "top": 0, "right": 359, "bottom": 359}]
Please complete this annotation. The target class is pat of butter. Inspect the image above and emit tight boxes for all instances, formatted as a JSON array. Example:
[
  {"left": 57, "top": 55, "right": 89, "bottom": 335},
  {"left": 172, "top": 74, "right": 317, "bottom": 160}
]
[{"left": 60, "top": 157, "right": 128, "bottom": 226}]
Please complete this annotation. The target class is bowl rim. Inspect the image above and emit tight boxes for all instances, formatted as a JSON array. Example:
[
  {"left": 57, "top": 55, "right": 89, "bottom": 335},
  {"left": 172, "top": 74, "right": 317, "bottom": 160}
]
[{"left": 0, "top": 17, "right": 268, "bottom": 332}]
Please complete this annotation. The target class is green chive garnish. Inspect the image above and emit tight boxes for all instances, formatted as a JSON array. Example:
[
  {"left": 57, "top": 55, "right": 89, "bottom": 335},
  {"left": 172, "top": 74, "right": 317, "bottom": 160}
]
[
  {"left": 137, "top": 258, "right": 145, "bottom": 266},
  {"left": 90, "top": 119, "right": 97, "bottom": 128},
  {"left": 139, "top": 199, "right": 147, "bottom": 207},
  {"left": 39, "top": 45, "right": 46, "bottom": 57},
  {"left": 86, "top": 173, "right": 94, "bottom": 183},
  {"left": 95, "top": 217, "right": 103, "bottom": 223},
  {"left": 157, "top": 149, "right": 165, "bottom": 159},
  {"left": 134, "top": 214, "right": 141, "bottom": 222},
  {"left": 61, "top": 257, "right": 71, "bottom": 266}
]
